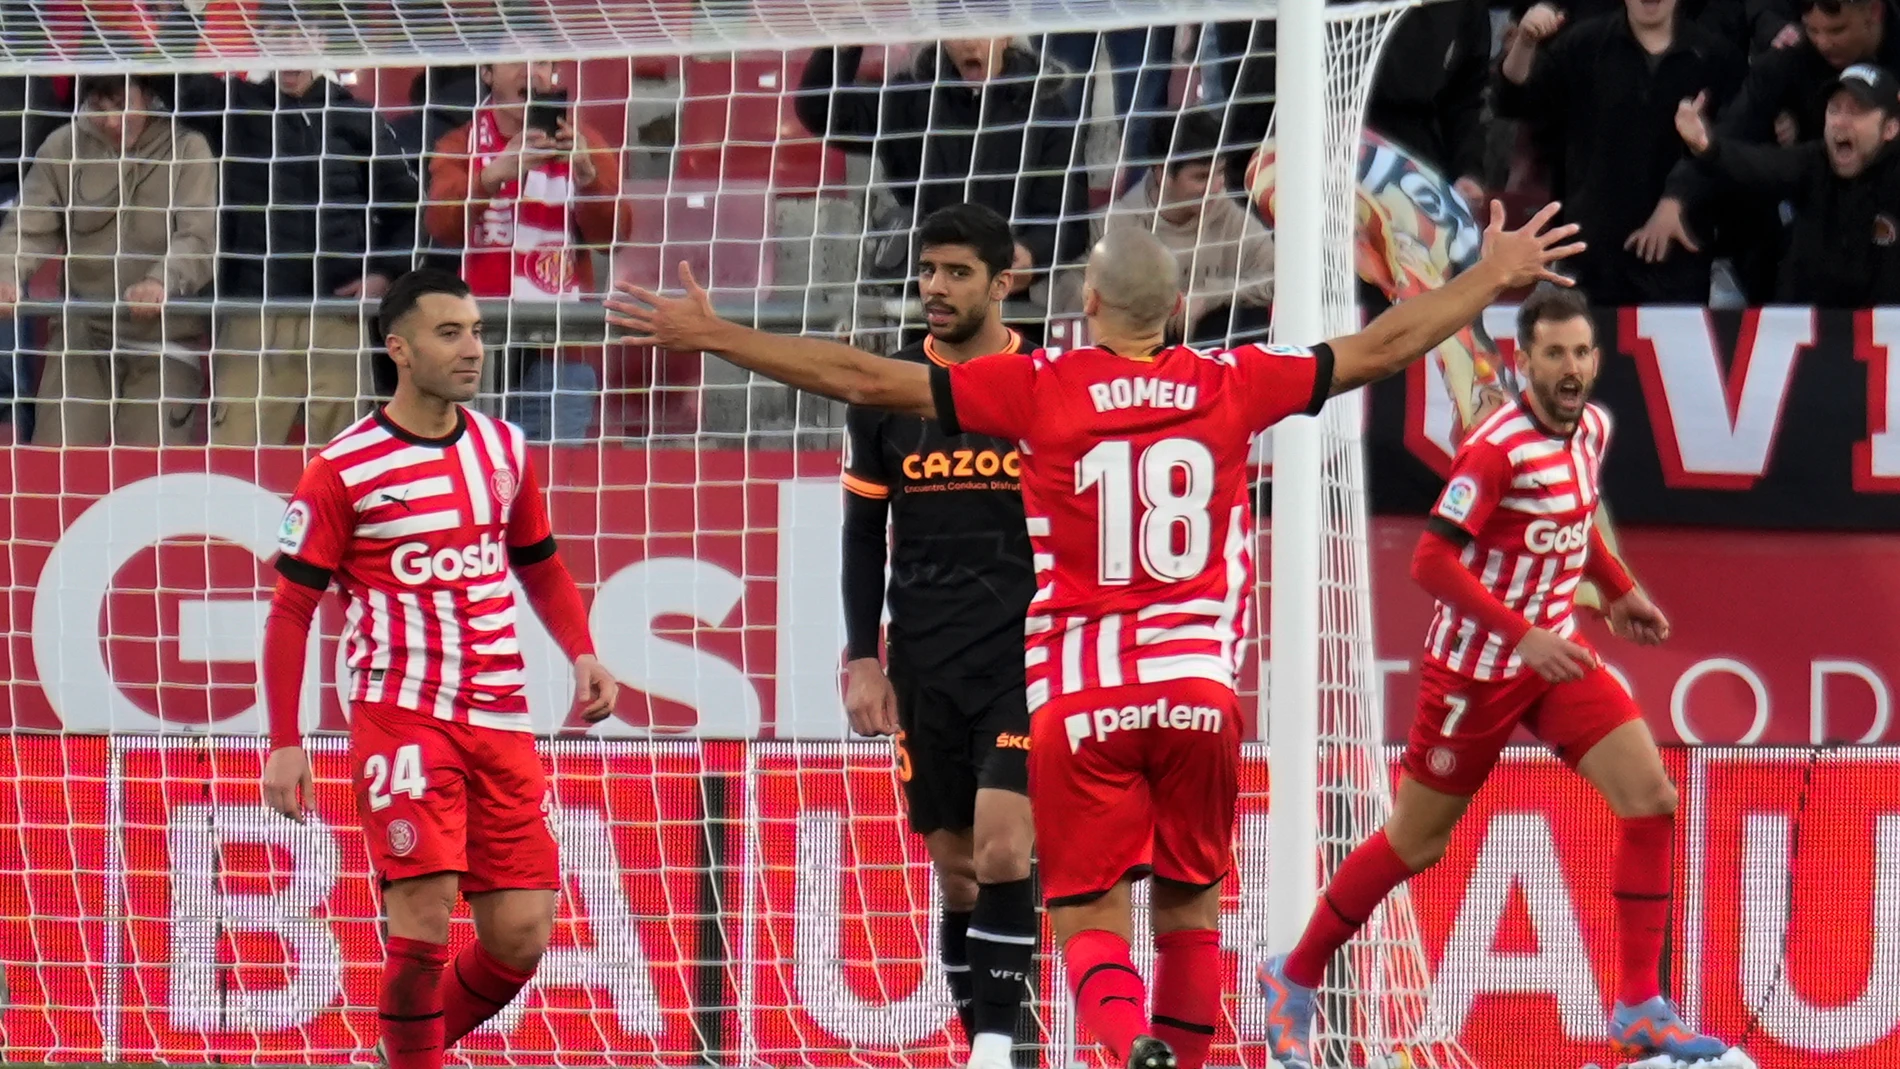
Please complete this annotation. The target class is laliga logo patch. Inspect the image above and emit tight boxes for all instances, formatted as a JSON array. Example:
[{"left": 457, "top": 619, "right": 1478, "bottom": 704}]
[
  {"left": 490, "top": 467, "right": 518, "bottom": 506},
  {"left": 387, "top": 819, "right": 418, "bottom": 857},
  {"left": 1428, "top": 747, "right": 1457, "bottom": 778},
  {"left": 1876, "top": 214, "right": 1897, "bottom": 248},
  {"left": 277, "top": 501, "right": 312, "bottom": 555},
  {"left": 1437, "top": 475, "right": 1479, "bottom": 524}
]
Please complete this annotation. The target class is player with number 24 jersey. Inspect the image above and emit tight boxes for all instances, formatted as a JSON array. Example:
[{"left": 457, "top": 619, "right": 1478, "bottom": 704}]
[
  {"left": 606, "top": 204, "right": 1582, "bottom": 1069},
  {"left": 260, "top": 271, "right": 620, "bottom": 1069}
]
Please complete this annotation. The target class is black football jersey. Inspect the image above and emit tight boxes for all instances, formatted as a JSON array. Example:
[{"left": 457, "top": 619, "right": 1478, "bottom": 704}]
[{"left": 843, "top": 333, "right": 1036, "bottom": 675}]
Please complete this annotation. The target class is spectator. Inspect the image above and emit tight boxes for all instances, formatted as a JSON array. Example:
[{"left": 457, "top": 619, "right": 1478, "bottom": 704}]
[
  {"left": 1722, "top": 0, "right": 1900, "bottom": 142},
  {"left": 0, "top": 74, "right": 216, "bottom": 446},
  {"left": 391, "top": 66, "right": 481, "bottom": 275},
  {"left": 794, "top": 40, "right": 1090, "bottom": 293},
  {"left": 1094, "top": 110, "right": 1274, "bottom": 344},
  {"left": 425, "top": 60, "right": 628, "bottom": 440},
  {"left": 1215, "top": 0, "right": 1491, "bottom": 204},
  {"left": 0, "top": 76, "right": 67, "bottom": 440},
  {"left": 1675, "top": 63, "right": 1900, "bottom": 305},
  {"left": 1497, "top": 0, "right": 1745, "bottom": 303},
  {"left": 1044, "top": 28, "right": 1175, "bottom": 181},
  {"left": 1667, "top": 0, "right": 1900, "bottom": 298},
  {"left": 176, "top": 33, "right": 421, "bottom": 446}
]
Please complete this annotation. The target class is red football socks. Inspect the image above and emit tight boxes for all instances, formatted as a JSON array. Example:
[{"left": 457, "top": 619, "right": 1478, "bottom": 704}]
[
  {"left": 380, "top": 937, "right": 449, "bottom": 1069},
  {"left": 440, "top": 939, "right": 537, "bottom": 1047},
  {"left": 1614, "top": 814, "right": 1675, "bottom": 1005},
  {"left": 1063, "top": 929, "right": 1149, "bottom": 1063},
  {"left": 1152, "top": 929, "right": 1220, "bottom": 1069},
  {"left": 1285, "top": 830, "right": 1416, "bottom": 989}
]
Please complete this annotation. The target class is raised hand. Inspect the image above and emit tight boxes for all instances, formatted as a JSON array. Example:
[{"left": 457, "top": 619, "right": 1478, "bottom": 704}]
[
  {"left": 1675, "top": 91, "right": 1711, "bottom": 154},
  {"left": 1518, "top": 2, "right": 1566, "bottom": 42},
  {"left": 605, "top": 261, "right": 725, "bottom": 350},
  {"left": 1477, "top": 200, "right": 1585, "bottom": 289}
]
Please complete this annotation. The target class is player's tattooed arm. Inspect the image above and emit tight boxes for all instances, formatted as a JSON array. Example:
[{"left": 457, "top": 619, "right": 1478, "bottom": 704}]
[
  {"left": 605, "top": 263, "right": 938, "bottom": 417},
  {"left": 1324, "top": 201, "right": 1585, "bottom": 395}
]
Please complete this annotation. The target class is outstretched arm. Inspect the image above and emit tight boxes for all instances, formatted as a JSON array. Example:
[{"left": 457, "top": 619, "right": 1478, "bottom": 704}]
[
  {"left": 605, "top": 265, "right": 938, "bottom": 417},
  {"left": 1324, "top": 201, "right": 1584, "bottom": 395}
]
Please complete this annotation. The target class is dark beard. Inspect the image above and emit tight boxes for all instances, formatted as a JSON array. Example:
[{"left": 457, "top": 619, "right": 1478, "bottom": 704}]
[
  {"left": 1532, "top": 378, "right": 1590, "bottom": 424},
  {"left": 930, "top": 309, "right": 988, "bottom": 346}
]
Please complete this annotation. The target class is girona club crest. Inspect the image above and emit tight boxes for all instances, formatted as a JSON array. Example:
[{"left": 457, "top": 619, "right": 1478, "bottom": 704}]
[
  {"left": 491, "top": 468, "right": 518, "bottom": 506},
  {"left": 387, "top": 819, "right": 418, "bottom": 857}
]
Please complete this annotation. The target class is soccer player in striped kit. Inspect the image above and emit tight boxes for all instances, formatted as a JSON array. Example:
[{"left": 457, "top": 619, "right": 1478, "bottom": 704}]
[
  {"left": 258, "top": 269, "right": 619, "bottom": 1069},
  {"left": 1258, "top": 286, "right": 1737, "bottom": 1068}
]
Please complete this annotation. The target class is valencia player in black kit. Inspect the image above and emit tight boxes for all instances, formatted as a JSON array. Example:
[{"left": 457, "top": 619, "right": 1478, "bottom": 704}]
[{"left": 840, "top": 203, "right": 1038, "bottom": 1069}]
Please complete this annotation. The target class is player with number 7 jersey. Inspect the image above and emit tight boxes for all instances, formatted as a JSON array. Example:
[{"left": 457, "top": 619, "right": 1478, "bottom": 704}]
[{"left": 605, "top": 203, "right": 1582, "bottom": 1069}]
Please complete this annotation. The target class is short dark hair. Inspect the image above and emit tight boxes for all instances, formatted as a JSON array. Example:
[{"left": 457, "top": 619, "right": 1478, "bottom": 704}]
[
  {"left": 77, "top": 74, "right": 169, "bottom": 108},
  {"left": 1801, "top": 0, "right": 1877, "bottom": 15},
  {"left": 1515, "top": 283, "right": 1593, "bottom": 347},
  {"left": 378, "top": 268, "right": 474, "bottom": 340},
  {"left": 915, "top": 203, "right": 1015, "bottom": 278},
  {"left": 1150, "top": 109, "right": 1223, "bottom": 174}
]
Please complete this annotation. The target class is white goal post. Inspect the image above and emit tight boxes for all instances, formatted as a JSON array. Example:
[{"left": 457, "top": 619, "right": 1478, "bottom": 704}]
[{"left": 0, "top": 2, "right": 1466, "bottom": 1067}]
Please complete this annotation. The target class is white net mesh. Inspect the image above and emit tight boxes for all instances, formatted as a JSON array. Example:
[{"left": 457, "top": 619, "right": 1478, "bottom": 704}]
[{"left": 0, "top": 3, "right": 1458, "bottom": 1067}]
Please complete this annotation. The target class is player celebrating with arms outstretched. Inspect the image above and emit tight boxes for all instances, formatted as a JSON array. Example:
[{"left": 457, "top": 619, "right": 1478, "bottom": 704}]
[
  {"left": 606, "top": 203, "right": 1580, "bottom": 1069},
  {"left": 1258, "top": 287, "right": 1740, "bottom": 1069},
  {"left": 259, "top": 269, "right": 619, "bottom": 1069}
]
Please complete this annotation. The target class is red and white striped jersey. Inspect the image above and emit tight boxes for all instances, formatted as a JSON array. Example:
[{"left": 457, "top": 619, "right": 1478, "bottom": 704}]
[
  {"left": 275, "top": 406, "right": 553, "bottom": 731},
  {"left": 1423, "top": 399, "right": 1613, "bottom": 680},
  {"left": 934, "top": 340, "right": 1334, "bottom": 711}
]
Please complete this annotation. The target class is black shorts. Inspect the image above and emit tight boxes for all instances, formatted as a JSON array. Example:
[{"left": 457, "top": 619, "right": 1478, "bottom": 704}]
[{"left": 890, "top": 663, "right": 1030, "bottom": 835}]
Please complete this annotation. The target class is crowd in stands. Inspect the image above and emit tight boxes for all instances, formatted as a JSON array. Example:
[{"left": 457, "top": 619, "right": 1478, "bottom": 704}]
[{"left": 0, "top": 0, "right": 1895, "bottom": 445}]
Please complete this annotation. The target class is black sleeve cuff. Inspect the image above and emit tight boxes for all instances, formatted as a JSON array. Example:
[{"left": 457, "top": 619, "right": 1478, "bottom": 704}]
[
  {"left": 1305, "top": 342, "right": 1336, "bottom": 416},
  {"left": 929, "top": 365, "right": 962, "bottom": 434},
  {"left": 275, "top": 554, "right": 334, "bottom": 591},
  {"left": 508, "top": 535, "right": 560, "bottom": 568},
  {"left": 840, "top": 492, "right": 890, "bottom": 661},
  {"left": 1426, "top": 515, "right": 1476, "bottom": 547}
]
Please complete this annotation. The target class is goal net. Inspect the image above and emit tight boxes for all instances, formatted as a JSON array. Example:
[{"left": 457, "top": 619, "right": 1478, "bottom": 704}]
[{"left": 0, "top": 1, "right": 1459, "bottom": 1067}]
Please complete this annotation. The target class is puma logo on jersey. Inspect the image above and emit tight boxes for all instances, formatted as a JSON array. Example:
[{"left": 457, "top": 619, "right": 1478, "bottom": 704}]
[
  {"left": 1087, "top": 377, "right": 1199, "bottom": 413},
  {"left": 1524, "top": 517, "right": 1590, "bottom": 554},
  {"left": 1064, "top": 698, "right": 1223, "bottom": 752}
]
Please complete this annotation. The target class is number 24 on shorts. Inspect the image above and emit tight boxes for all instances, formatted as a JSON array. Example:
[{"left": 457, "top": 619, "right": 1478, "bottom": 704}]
[{"left": 364, "top": 743, "right": 427, "bottom": 811}]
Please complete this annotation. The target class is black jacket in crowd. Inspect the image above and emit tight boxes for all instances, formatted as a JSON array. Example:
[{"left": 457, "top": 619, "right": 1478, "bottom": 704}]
[
  {"left": 1364, "top": 0, "right": 1493, "bottom": 183},
  {"left": 0, "top": 77, "right": 69, "bottom": 199},
  {"left": 1715, "top": 12, "right": 1900, "bottom": 144},
  {"left": 1213, "top": 0, "right": 1489, "bottom": 190},
  {"left": 1495, "top": 11, "right": 1745, "bottom": 302},
  {"left": 1691, "top": 136, "right": 1900, "bottom": 305},
  {"left": 176, "top": 75, "right": 421, "bottom": 302},
  {"left": 794, "top": 44, "right": 1090, "bottom": 270}
]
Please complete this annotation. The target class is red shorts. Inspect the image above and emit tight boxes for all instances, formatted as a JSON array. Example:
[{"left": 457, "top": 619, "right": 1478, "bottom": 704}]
[
  {"left": 351, "top": 702, "right": 560, "bottom": 892},
  {"left": 1028, "top": 679, "right": 1242, "bottom": 905},
  {"left": 1404, "top": 660, "right": 1642, "bottom": 796}
]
